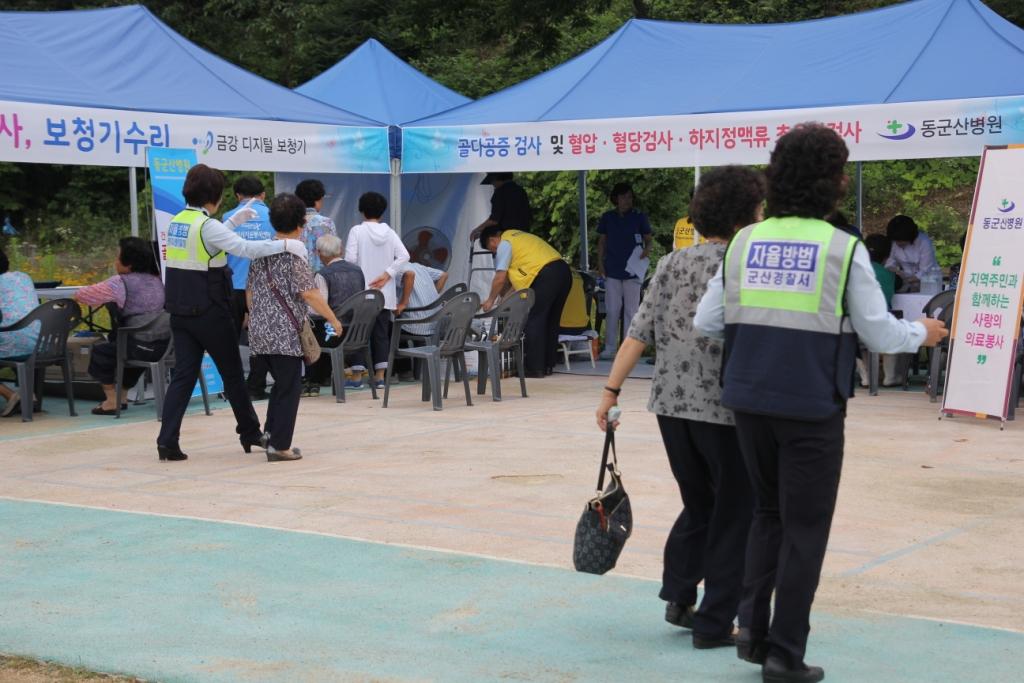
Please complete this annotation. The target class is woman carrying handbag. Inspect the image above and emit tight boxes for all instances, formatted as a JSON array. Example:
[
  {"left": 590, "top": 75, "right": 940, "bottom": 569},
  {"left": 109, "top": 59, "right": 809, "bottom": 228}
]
[{"left": 248, "top": 193, "right": 343, "bottom": 461}]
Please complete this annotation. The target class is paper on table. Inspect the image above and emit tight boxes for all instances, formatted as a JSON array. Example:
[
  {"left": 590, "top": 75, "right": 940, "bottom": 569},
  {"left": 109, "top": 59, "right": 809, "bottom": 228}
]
[{"left": 625, "top": 246, "right": 650, "bottom": 279}]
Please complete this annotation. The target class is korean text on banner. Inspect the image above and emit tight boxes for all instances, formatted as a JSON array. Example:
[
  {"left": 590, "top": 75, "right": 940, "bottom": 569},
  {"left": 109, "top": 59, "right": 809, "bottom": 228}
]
[
  {"left": 147, "top": 147, "right": 197, "bottom": 278},
  {"left": 192, "top": 353, "right": 225, "bottom": 400},
  {"left": 942, "top": 145, "right": 1024, "bottom": 422}
]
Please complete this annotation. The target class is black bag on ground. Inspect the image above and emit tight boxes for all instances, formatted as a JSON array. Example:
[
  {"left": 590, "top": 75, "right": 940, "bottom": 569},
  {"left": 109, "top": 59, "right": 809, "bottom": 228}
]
[{"left": 573, "top": 418, "right": 632, "bottom": 574}]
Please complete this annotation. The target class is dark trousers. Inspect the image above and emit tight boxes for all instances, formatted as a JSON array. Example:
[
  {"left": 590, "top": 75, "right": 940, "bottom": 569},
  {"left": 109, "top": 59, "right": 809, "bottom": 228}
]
[
  {"left": 733, "top": 409, "right": 845, "bottom": 666},
  {"left": 370, "top": 309, "right": 392, "bottom": 371},
  {"left": 656, "top": 415, "right": 753, "bottom": 638},
  {"left": 232, "top": 289, "right": 269, "bottom": 393},
  {"left": 524, "top": 259, "right": 572, "bottom": 373},
  {"left": 157, "top": 307, "right": 262, "bottom": 449},
  {"left": 260, "top": 354, "right": 303, "bottom": 450},
  {"left": 88, "top": 337, "right": 169, "bottom": 387}
]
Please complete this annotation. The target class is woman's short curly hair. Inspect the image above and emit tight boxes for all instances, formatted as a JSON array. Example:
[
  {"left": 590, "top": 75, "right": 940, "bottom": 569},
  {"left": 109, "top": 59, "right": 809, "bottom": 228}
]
[
  {"left": 690, "top": 166, "right": 766, "bottom": 239},
  {"left": 765, "top": 123, "right": 848, "bottom": 219}
]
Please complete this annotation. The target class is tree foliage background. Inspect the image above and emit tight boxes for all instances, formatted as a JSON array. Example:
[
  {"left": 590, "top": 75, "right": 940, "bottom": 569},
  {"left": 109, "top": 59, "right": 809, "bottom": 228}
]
[{"left": 2, "top": 0, "right": 1022, "bottom": 277}]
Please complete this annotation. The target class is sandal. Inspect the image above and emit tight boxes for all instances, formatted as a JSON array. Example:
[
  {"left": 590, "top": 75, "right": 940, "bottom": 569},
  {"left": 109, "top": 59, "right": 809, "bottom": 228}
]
[{"left": 91, "top": 403, "right": 128, "bottom": 416}]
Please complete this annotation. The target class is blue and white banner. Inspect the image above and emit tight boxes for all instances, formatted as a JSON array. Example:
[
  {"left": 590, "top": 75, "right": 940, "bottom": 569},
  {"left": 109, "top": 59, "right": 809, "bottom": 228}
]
[
  {"left": 147, "top": 147, "right": 197, "bottom": 273},
  {"left": 402, "top": 96, "right": 1024, "bottom": 172},
  {"left": 0, "top": 99, "right": 390, "bottom": 173}
]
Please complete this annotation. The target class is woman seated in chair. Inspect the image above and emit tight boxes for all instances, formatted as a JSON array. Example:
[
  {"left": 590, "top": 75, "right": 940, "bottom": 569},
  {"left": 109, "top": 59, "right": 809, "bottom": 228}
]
[
  {"left": 74, "top": 237, "right": 170, "bottom": 415},
  {"left": 0, "top": 246, "right": 40, "bottom": 417}
]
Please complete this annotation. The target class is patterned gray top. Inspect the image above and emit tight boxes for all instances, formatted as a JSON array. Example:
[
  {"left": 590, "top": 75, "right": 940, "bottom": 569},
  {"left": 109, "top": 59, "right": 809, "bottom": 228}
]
[
  {"left": 627, "top": 242, "right": 733, "bottom": 426},
  {"left": 247, "top": 252, "right": 315, "bottom": 357}
]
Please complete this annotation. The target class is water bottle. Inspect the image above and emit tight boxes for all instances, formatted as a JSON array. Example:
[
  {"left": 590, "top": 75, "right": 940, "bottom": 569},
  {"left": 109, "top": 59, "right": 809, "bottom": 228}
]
[
  {"left": 920, "top": 266, "right": 943, "bottom": 295},
  {"left": 324, "top": 323, "right": 336, "bottom": 341}
]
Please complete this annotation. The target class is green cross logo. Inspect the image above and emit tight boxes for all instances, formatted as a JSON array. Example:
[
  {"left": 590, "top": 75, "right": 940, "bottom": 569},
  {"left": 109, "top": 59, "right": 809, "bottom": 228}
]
[
  {"left": 886, "top": 120, "right": 903, "bottom": 134},
  {"left": 1002, "top": 199, "right": 1010, "bottom": 209}
]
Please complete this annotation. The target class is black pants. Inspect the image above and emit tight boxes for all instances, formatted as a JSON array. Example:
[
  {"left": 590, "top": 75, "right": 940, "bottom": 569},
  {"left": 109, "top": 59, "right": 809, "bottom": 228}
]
[
  {"left": 656, "top": 415, "right": 753, "bottom": 638},
  {"left": 232, "top": 288, "right": 269, "bottom": 393},
  {"left": 733, "top": 409, "right": 845, "bottom": 667},
  {"left": 157, "top": 307, "right": 262, "bottom": 449},
  {"left": 88, "top": 337, "right": 169, "bottom": 387},
  {"left": 260, "top": 354, "right": 303, "bottom": 450},
  {"left": 370, "top": 309, "right": 393, "bottom": 371},
  {"left": 524, "top": 259, "right": 572, "bottom": 373}
]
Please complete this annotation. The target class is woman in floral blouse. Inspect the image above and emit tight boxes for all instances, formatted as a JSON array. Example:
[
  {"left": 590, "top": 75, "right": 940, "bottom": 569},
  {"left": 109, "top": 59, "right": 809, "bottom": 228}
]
[
  {"left": 0, "top": 246, "right": 40, "bottom": 417},
  {"left": 596, "top": 166, "right": 766, "bottom": 649},
  {"left": 247, "top": 193, "right": 342, "bottom": 461}
]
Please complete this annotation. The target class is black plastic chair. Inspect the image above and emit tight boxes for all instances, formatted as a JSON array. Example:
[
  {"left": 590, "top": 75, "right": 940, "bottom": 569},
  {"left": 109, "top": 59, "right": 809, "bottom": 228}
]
[
  {"left": 320, "top": 289, "right": 384, "bottom": 403},
  {"left": 113, "top": 313, "right": 211, "bottom": 420},
  {"left": 383, "top": 292, "right": 480, "bottom": 411},
  {"left": 464, "top": 289, "right": 534, "bottom": 401},
  {"left": 397, "top": 282, "right": 468, "bottom": 379},
  {"left": 0, "top": 298, "right": 81, "bottom": 422},
  {"left": 923, "top": 290, "right": 957, "bottom": 402}
]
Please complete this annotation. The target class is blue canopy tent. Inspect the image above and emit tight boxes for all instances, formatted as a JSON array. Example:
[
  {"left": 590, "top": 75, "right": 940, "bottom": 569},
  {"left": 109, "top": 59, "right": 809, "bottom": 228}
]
[
  {"left": 0, "top": 5, "right": 390, "bottom": 235},
  {"left": 401, "top": 0, "right": 1024, "bottom": 266},
  {"left": 281, "top": 39, "right": 492, "bottom": 292}
]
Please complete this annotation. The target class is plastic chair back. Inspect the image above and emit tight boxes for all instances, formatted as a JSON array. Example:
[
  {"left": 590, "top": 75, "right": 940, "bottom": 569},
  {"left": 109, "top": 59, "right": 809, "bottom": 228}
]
[
  {"left": 923, "top": 289, "right": 956, "bottom": 328},
  {"left": 335, "top": 289, "right": 384, "bottom": 347},
  {"left": 487, "top": 289, "right": 535, "bottom": 351},
  {"left": 21, "top": 299, "right": 81, "bottom": 363},
  {"left": 433, "top": 292, "right": 481, "bottom": 356}
]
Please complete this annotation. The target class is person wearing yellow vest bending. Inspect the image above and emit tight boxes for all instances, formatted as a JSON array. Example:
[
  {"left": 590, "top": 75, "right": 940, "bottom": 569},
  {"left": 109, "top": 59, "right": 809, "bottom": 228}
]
[
  {"left": 695, "top": 124, "right": 946, "bottom": 683},
  {"left": 480, "top": 227, "right": 572, "bottom": 378},
  {"left": 156, "top": 164, "right": 308, "bottom": 463}
]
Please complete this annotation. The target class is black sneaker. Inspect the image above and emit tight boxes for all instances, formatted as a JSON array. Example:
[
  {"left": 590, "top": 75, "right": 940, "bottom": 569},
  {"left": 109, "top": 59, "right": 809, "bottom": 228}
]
[
  {"left": 762, "top": 655, "right": 824, "bottom": 683},
  {"left": 665, "top": 602, "right": 695, "bottom": 629}
]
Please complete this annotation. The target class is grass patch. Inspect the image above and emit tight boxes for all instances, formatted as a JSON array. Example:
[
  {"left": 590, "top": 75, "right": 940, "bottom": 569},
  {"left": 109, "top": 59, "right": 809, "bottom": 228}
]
[{"left": 0, "top": 655, "right": 148, "bottom": 682}]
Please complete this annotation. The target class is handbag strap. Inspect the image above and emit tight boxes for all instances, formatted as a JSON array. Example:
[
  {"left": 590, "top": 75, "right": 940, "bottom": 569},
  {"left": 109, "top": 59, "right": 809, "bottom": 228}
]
[
  {"left": 262, "top": 258, "right": 303, "bottom": 336},
  {"left": 596, "top": 424, "right": 619, "bottom": 492}
]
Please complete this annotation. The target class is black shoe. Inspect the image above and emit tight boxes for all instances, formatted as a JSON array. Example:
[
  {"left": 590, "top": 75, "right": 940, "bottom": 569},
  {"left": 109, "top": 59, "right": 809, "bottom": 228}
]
[
  {"left": 157, "top": 445, "right": 188, "bottom": 461},
  {"left": 762, "top": 655, "right": 824, "bottom": 683},
  {"left": 240, "top": 432, "right": 270, "bottom": 454},
  {"left": 737, "top": 628, "right": 769, "bottom": 664},
  {"left": 544, "top": 366, "right": 554, "bottom": 376},
  {"left": 693, "top": 631, "right": 736, "bottom": 649},
  {"left": 664, "top": 602, "right": 695, "bottom": 629}
]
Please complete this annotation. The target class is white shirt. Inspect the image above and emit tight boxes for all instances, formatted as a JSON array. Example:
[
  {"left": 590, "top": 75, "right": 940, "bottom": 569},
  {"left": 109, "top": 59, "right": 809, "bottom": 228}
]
[
  {"left": 885, "top": 231, "right": 939, "bottom": 280},
  {"left": 344, "top": 220, "right": 410, "bottom": 310},
  {"left": 694, "top": 242, "right": 927, "bottom": 354}
]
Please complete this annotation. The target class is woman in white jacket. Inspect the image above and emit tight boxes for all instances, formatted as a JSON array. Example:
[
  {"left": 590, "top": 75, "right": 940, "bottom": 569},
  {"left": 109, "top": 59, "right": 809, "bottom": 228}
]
[{"left": 345, "top": 191, "right": 410, "bottom": 388}]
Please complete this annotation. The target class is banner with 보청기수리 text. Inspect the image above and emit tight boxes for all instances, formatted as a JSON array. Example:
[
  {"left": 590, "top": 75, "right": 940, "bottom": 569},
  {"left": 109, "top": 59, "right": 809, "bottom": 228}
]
[
  {"left": 941, "top": 145, "right": 1024, "bottom": 422},
  {"left": 0, "top": 99, "right": 390, "bottom": 173},
  {"left": 401, "top": 95, "right": 1024, "bottom": 173}
]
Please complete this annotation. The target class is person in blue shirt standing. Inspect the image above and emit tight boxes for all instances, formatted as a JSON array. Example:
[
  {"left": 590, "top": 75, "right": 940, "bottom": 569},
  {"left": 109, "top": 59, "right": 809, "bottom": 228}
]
[
  {"left": 597, "top": 182, "right": 652, "bottom": 359},
  {"left": 224, "top": 176, "right": 275, "bottom": 400}
]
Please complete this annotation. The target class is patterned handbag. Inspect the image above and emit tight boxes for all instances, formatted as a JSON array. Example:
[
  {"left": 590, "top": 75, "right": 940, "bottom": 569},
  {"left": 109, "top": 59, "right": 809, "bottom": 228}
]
[{"left": 573, "top": 413, "right": 633, "bottom": 575}]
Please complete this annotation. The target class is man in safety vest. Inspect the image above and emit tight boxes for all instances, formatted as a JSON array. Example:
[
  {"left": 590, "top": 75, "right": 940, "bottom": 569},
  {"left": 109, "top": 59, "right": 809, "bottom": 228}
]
[
  {"left": 695, "top": 124, "right": 946, "bottom": 683},
  {"left": 480, "top": 226, "right": 571, "bottom": 378},
  {"left": 156, "top": 164, "right": 308, "bottom": 462}
]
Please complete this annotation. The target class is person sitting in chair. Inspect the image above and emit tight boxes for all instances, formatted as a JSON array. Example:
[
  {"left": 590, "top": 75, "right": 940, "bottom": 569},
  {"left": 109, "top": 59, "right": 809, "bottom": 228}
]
[
  {"left": 74, "top": 237, "right": 169, "bottom": 416},
  {"left": 0, "top": 246, "right": 40, "bottom": 418}
]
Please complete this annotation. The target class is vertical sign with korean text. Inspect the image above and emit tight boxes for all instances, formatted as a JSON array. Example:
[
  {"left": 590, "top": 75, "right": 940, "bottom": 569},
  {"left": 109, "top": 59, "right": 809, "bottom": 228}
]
[
  {"left": 147, "top": 147, "right": 197, "bottom": 277},
  {"left": 942, "top": 145, "right": 1024, "bottom": 421}
]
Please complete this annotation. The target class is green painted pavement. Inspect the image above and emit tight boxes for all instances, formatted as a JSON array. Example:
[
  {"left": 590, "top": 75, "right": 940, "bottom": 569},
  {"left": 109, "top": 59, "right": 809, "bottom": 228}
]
[{"left": 0, "top": 499, "right": 1020, "bottom": 682}]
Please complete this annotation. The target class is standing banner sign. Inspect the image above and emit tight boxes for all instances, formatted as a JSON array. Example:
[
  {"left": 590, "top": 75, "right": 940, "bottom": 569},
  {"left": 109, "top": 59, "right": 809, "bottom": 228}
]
[
  {"left": 942, "top": 145, "right": 1024, "bottom": 424},
  {"left": 147, "top": 147, "right": 197, "bottom": 276},
  {"left": 146, "top": 147, "right": 224, "bottom": 401}
]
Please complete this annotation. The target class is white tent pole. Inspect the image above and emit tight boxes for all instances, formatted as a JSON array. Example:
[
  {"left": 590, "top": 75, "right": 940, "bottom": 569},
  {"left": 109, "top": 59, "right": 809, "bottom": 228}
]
[
  {"left": 129, "top": 167, "right": 139, "bottom": 237},
  {"left": 578, "top": 170, "right": 588, "bottom": 271},
  {"left": 389, "top": 158, "right": 402, "bottom": 234},
  {"left": 856, "top": 161, "right": 864, "bottom": 230}
]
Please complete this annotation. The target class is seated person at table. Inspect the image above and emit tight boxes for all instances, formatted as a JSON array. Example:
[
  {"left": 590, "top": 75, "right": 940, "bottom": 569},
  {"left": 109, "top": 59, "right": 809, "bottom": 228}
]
[
  {"left": 304, "top": 234, "right": 365, "bottom": 396},
  {"left": 0, "top": 246, "right": 40, "bottom": 417},
  {"left": 885, "top": 214, "right": 938, "bottom": 291},
  {"left": 75, "top": 237, "right": 170, "bottom": 415},
  {"left": 864, "top": 234, "right": 896, "bottom": 307}
]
